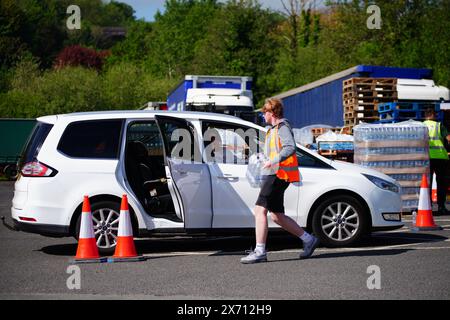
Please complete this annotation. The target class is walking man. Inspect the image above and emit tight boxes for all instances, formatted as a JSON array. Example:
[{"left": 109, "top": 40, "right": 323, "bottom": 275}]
[
  {"left": 241, "top": 98, "right": 319, "bottom": 264},
  {"left": 424, "top": 108, "right": 450, "bottom": 215}
]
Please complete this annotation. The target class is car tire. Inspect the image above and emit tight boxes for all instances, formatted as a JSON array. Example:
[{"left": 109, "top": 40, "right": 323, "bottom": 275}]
[
  {"left": 311, "top": 195, "right": 369, "bottom": 247},
  {"left": 75, "top": 200, "right": 122, "bottom": 256},
  {"left": 3, "top": 165, "right": 18, "bottom": 181}
]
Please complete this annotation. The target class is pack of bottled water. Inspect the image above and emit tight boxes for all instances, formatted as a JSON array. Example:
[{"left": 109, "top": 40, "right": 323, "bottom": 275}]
[
  {"left": 246, "top": 153, "right": 269, "bottom": 188},
  {"left": 353, "top": 120, "right": 430, "bottom": 210},
  {"left": 353, "top": 120, "right": 429, "bottom": 142}
]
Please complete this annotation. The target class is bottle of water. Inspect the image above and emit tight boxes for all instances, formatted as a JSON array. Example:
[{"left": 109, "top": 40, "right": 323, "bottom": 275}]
[{"left": 412, "top": 210, "right": 417, "bottom": 227}]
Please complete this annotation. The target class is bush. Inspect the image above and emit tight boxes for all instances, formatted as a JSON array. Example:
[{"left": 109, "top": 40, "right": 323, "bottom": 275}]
[
  {"left": 102, "top": 63, "right": 180, "bottom": 110},
  {"left": 0, "top": 90, "right": 45, "bottom": 118},
  {"left": 37, "top": 67, "right": 106, "bottom": 115},
  {"left": 0, "top": 65, "right": 106, "bottom": 118},
  {"left": 1, "top": 57, "right": 180, "bottom": 118},
  {"left": 102, "top": 62, "right": 143, "bottom": 109},
  {"left": 54, "top": 45, "right": 110, "bottom": 71}
]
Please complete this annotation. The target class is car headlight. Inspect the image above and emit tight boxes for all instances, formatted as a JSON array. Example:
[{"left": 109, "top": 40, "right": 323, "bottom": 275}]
[{"left": 363, "top": 174, "right": 400, "bottom": 193}]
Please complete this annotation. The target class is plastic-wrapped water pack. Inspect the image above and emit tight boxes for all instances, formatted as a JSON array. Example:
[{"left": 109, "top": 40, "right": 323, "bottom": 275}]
[
  {"left": 353, "top": 120, "right": 430, "bottom": 211},
  {"left": 246, "top": 153, "right": 269, "bottom": 188}
]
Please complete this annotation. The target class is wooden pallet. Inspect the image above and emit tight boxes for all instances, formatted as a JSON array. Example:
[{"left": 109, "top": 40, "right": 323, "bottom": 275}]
[
  {"left": 311, "top": 127, "right": 350, "bottom": 137},
  {"left": 343, "top": 78, "right": 398, "bottom": 120},
  {"left": 343, "top": 91, "right": 398, "bottom": 101},
  {"left": 343, "top": 84, "right": 397, "bottom": 93},
  {"left": 343, "top": 126, "right": 353, "bottom": 135},
  {"left": 344, "top": 117, "right": 379, "bottom": 127},
  {"left": 344, "top": 110, "right": 379, "bottom": 119},
  {"left": 344, "top": 104, "right": 377, "bottom": 113},
  {"left": 343, "top": 98, "right": 398, "bottom": 106},
  {"left": 319, "top": 150, "right": 354, "bottom": 162},
  {"left": 344, "top": 98, "right": 378, "bottom": 106},
  {"left": 343, "top": 77, "right": 397, "bottom": 87},
  {"left": 343, "top": 84, "right": 373, "bottom": 93},
  {"left": 311, "top": 128, "right": 327, "bottom": 136}
]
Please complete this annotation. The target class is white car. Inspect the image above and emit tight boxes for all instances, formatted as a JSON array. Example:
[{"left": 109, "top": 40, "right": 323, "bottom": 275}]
[{"left": 11, "top": 111, "right": 403, "bottom": 254}]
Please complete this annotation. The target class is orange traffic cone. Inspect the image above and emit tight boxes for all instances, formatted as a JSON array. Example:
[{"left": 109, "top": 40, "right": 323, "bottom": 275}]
[
  {"left": 411, "top": 174, "right": 442, "bottom": 231},
  {"left": 431, "top": 173, "right": 437, "bottom": 203},
  {"left": 73, "top": 196, "right": 107, "bottom": 263},
  {"left": 108, "top": 195, "right": 145, "bottom": 263}
]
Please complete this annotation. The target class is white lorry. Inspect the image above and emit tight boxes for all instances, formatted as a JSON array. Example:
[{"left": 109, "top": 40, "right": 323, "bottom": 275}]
[
  {"left": 397, "top": 78, "right": 449, "bottom": 101},
  {"left": 167, "top": 75, "right": 256, "bottom": 121}
]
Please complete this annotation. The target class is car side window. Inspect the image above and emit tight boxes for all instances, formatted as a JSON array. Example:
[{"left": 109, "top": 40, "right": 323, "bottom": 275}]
[
  {"left": 57, "top": 120, "right": 123, "bottom": 159},
  {"left": 202, "top": 121, "right": 264, "bottom": 165},
  {"left": 157, "top": 117, "right": 201, "bottom": 163},
  {"left": 127, "top": 122, "right": 164, "bottom": 156},
  {"left": 296, "top": 148, "right": 331, "bottom": 168}
]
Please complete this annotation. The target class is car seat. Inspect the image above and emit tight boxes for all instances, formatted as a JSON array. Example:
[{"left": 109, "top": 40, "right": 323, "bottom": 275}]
[{"left": 126, "top": 141, "right": 171, "bottom": 215}]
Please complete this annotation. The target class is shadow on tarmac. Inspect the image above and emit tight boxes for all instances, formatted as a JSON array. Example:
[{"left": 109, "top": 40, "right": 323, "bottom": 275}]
[{"left": 37, "top": 230, "right": 448, "bottom": 259}]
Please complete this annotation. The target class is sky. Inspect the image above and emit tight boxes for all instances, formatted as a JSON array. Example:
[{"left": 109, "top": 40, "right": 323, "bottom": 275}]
[{"left": 116, "top": 0, "right": 324, "bottom": 22}]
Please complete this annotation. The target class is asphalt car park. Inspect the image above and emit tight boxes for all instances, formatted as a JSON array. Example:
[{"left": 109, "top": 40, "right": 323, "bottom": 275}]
[{"left": 1, "top": 181, "right": 450, "bottom": 300}]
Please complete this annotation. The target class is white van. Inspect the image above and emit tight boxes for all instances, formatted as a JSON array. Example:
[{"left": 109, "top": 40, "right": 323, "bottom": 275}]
[
  {"left": 397, "top": 79, "right": 449, "bottom": 101},
  {"left": 10, "top": 111, "right": 403, "bottom": 254}
]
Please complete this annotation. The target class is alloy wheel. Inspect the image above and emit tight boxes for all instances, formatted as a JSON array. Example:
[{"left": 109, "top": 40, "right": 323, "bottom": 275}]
[
  {"left": 320, "top": 202, "right": 360, "bottom": 242},
  {"left": 91, "top": 208, "right": 120, "bottom": 250}
]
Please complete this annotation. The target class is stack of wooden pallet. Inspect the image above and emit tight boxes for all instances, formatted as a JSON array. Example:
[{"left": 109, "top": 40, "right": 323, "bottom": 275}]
[
  {"left": 311, "top": 127, "right": 351, "bottom": 140},
  {"left": 343, "top": 78, "right": 398, "bottom": 130}
]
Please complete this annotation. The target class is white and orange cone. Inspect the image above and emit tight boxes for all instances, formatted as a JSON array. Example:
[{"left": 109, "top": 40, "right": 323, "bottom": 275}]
[
  {"left": 108, "top": 195, "right": 145, "bottom": 263},
  {"left": 431, "top": 173, "right": 437, "bottom": 203},
  {"left": 411, "top": 174, "right": 442, "bottom": 231},
  {"left": 73, "top": 196, "right": 106, "bottom": 263}
]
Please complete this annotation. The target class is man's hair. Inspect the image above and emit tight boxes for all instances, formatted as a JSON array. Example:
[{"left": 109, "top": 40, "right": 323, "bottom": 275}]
[
  {"left": 262, "top": 98, "right": 284, "bottom": 118},
  {"left": 425, "top": 108, "right": 436, "bottom": 119}
]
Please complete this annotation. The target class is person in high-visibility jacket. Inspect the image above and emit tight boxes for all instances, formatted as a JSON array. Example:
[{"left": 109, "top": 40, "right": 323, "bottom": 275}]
[
  {"left": 424, "top": 108, "right": 450, "bottom": 216},
  {"left": 241, "top": 98, "right": 319, "bottom": 264}
]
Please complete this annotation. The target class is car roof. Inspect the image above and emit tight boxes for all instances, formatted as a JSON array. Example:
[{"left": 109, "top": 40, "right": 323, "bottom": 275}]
[{"left": 37, "top": 110, "right": 262, "bottom": 130}]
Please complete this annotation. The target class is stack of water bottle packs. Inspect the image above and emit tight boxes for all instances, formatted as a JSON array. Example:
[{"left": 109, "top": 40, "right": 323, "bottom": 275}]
[{"left": 353, "top": 120, "right": 430, "bottom": 211}]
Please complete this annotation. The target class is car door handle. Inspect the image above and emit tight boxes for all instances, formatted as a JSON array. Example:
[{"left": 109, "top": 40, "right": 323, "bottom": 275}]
[
  {"left": 175, "top": 170, "right": 188, "bottom": 175},
  {"left": 219, "top": 174, "right": 239, "bottom": 180}
]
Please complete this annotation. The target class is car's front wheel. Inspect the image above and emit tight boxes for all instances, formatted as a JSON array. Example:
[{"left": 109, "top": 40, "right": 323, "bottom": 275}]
[
  {"left": 311, "top": 195, "right": 369, "bottom": 247},
  {"left": 75, "top": 201, "right": 121, "bottom": 256}
]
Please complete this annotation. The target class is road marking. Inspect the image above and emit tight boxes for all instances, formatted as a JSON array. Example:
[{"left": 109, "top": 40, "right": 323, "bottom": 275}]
[
  {"left": 372, "top": 234, "right": 445, "bottom": 241},
  {"left": 143, "top": 251, "right": 217, "bottom": 258}
]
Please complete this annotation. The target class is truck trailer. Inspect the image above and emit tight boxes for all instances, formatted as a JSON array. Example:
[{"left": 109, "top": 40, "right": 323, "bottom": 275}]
[{"left": 167, "top": 75, "right": 256, "bottom": 121}]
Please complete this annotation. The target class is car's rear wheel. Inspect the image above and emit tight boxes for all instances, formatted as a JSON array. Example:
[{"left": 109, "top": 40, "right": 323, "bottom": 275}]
[
  {"left": 311, "top": 195, "right": 369, "bottom": 247},
  {"left": 75, "top": 201, "right": 121, "bottom": 256},
  {"left": 3, "top": 164, "right": 18, "bottom": 180}
]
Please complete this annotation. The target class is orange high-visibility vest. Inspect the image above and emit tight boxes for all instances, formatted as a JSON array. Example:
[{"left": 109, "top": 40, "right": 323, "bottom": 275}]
[{"left": 267, "top": 125, "right": 300, "bottom": 183}]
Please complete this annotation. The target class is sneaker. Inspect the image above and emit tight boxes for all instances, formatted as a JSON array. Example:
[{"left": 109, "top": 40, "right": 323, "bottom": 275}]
[
  {"left": 240, "top": 250, "right": 267, "bottom": 264},
  {"left": 300, "top": 236, "right": 320, "bottom": 259}
]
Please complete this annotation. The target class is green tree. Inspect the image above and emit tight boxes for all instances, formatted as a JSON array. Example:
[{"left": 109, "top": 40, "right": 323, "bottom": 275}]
[
  {"left": 193, "top": 0, "right": 281, "bottom": 104},
  {"left": 106, "top": 20, "right": 153, "bottom": 66},
  {"left": 0, "top": 0, "right": 29, "bottom": 68},
  {"left": 144, "top": 0, "right": 220, "bottom": 79}
]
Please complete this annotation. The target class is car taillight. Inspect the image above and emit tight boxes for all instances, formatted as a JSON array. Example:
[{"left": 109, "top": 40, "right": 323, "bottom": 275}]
[{"left": 21, "top": 162, "right": 56, "bottom": 177}]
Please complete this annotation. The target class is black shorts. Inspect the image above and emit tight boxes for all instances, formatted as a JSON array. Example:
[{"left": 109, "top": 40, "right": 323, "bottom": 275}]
[{"left": 255, "top": 175, "right": 290, "bottom": 213}]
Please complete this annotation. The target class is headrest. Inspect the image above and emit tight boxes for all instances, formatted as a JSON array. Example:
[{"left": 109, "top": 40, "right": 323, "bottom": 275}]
[{"left": 128, "top": 140, "right": 148, "bottom": 158}]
